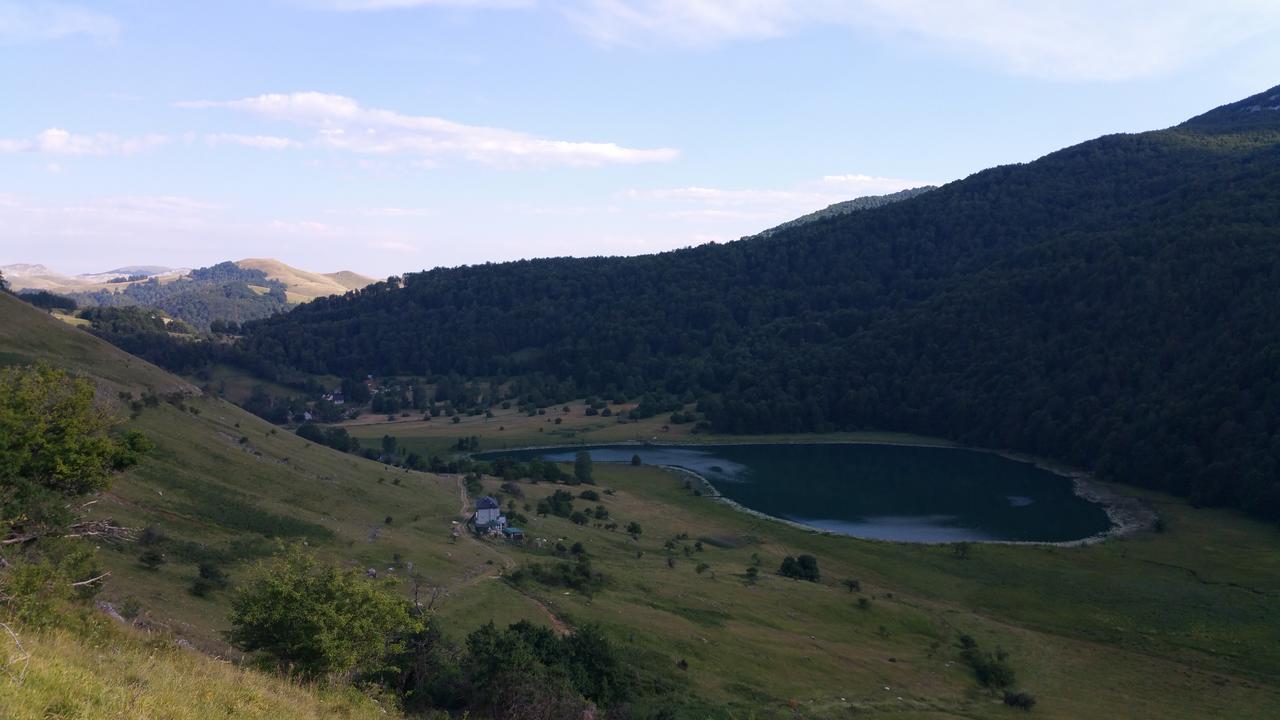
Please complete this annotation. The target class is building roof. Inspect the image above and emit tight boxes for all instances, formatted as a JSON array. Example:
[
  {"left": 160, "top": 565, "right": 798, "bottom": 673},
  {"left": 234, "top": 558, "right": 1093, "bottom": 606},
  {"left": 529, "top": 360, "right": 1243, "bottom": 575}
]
[{"left": 476, "top": 496, "right": 500, "bottom": 510}]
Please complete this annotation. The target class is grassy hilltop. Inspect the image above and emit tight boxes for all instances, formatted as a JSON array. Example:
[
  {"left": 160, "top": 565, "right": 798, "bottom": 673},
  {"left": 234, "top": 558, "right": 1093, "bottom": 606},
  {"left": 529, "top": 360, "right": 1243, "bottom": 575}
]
[{"left": 3, "top": 291, "right": 1280, "bottom": 718}]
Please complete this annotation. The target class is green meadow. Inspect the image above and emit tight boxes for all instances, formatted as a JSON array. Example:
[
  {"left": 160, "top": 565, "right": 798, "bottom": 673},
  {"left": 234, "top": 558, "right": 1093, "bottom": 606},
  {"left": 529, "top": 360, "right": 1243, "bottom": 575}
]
[{"left": 3, "top": 292, "right": 1279, "bottom": 718}]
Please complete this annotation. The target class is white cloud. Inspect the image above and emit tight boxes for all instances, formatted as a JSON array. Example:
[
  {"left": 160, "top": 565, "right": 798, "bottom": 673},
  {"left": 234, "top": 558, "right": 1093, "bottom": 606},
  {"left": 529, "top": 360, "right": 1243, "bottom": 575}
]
[
  {"left": 203, "top": 133, "right": 302, "bottom": 150},
  {"left": 0, "top": 2, "right": 120, "bottom": 43},
  {"left": 0, "top": 195, "right": 217, "bottom": 245},
  {"left": 179, "top": 91, "right": 679, "bottom": 167},
  {"left": 563, "top": 0, "right": 1280, "bottom": 81},
  {"left": 565, "top": 0, "right": 798, "bottom": 47},
  {"left": 0, "top": 128, "right": 168, "bottom": 156}
]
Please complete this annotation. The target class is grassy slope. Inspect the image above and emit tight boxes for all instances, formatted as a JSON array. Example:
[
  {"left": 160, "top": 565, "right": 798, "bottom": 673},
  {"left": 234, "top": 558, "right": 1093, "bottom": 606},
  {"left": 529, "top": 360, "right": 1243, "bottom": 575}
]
[
  {"left": 0, "top": 294, "right": 545, "bottom": 650},
  {"left": 0, "top": 625, "right": 388, "bottom": 720},
  {"left": 4, "top": 295, "right": 1280, "bottom": 718},
  {"left": 235, "top": 258, "right": 373, "bottom": 303},
  {"left": 348, "top": 402, "right": 1280, "bottom": 718}
]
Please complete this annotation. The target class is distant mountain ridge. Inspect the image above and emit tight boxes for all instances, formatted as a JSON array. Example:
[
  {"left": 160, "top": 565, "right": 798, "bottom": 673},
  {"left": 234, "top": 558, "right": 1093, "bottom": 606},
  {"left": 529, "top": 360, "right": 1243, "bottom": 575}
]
[
  {"left": 1, "top": 259, "right": 373, "bottom": 302},
  {"left": 750, "top": 186, "right": 936, "bottom": 239}
]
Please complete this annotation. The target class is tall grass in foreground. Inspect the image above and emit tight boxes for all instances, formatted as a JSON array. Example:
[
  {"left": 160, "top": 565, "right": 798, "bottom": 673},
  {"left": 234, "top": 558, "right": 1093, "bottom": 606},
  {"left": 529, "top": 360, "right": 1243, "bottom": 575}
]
[{"left": 0, "top": 623, "right": 393, "bottom": 720}]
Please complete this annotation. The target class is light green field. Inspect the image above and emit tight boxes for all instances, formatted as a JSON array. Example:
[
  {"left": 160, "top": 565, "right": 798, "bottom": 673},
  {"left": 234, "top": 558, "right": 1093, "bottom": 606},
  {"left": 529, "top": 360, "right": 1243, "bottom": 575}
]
[
  {"left": 341, "top": 399, "right": 955, "bottom": 459},
  {"left": 3, "top": 292, "right": 1280, "bottom": 718}
]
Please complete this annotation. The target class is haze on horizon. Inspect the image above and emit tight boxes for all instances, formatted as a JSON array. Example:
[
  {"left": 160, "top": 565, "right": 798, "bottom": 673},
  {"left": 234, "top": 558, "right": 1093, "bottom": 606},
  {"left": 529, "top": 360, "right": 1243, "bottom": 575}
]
[{"left": 2, "top": 0, "right": 1279, "bottom": 279}]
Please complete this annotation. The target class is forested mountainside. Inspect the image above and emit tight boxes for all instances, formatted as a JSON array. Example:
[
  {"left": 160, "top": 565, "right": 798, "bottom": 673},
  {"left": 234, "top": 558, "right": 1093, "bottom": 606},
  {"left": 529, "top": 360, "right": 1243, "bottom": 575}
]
[
  {"left": 71, "top": 261, "right": 290, "bottom": 330},
  {"left": 222, "top": 86, "right": 1280, "bottom": 521},
  {"left": 750, "top": 186, "right": 936, "bottom": 239}
]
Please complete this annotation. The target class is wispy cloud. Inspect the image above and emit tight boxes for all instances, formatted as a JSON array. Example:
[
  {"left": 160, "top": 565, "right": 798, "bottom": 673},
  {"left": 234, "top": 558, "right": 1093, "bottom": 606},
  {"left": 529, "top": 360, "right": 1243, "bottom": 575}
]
[
  {"left": 562, "top": 0, "right": 1280, "bottom": 81},
  {"left": 0, "top": 128, "right": 168, "bottom": 156},
  {"left": 0, "top": 195, "right": 216, "bottom": 242},
  {"left": 346, "top": 207, "right": 436, "bottom": 217},
  {"left": 268, "top": 219, "right": 332, "bottom": 234},
  {"left": 565, "top": 0, "right": 798, "bottom": 47},
  {"left": 202, "top": 133, "right": 302, "bottom": 150},
  {"left": 179, "top": 92, "right": 679, "bottom": 167},
  {"left": 0, "top": 1, "right": 120, "bottom": 43}
]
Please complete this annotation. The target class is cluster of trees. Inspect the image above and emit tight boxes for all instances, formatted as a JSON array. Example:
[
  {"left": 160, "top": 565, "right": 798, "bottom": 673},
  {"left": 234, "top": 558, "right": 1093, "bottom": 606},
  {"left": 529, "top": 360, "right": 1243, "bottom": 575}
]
[
  {"left": 78, "top": 306, "right": 193, "bottom": 336},
  {"left": 778, "top": 554, "right": 820, "bottom": 582},
  {"left": 203, "top": 91, "right": 1280, "bottom": 522},
  {"left": 228, "top": 546, "right": 642, "bottom": 717},
  {"left": 17, "top": 290, "right": 78, "bottom": 313},
  {"left": 71, "top": 261, "right": 290, "bottom": 331},
  {"left": 956, "top": 633, "right": 1037, "bottom": 709},
  {"left": 510, "top": 553, "right": 608, "bottom": 596}
]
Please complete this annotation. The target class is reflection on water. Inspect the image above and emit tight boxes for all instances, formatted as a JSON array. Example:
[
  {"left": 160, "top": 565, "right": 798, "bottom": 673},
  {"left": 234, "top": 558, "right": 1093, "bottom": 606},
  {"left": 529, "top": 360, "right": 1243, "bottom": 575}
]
[
  {"left": 477, "top": 443, "right": 1111, "bottom": 543},
  {"left": 787, "top": 515, "right": 996, "bottom": 542}
]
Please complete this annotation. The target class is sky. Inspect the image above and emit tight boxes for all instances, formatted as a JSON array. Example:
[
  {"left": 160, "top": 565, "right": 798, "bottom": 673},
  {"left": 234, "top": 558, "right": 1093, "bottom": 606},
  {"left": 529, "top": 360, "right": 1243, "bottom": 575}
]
[{"left": 1, "top": 1, "right": 1279, "bottom": 279}]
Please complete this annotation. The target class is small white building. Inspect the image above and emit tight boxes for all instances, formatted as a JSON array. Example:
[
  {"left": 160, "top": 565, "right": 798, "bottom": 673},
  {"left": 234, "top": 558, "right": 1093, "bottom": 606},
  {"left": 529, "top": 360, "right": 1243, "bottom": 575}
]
[{"left": 473, "top": 496, "right": 506, "bottom": 534}]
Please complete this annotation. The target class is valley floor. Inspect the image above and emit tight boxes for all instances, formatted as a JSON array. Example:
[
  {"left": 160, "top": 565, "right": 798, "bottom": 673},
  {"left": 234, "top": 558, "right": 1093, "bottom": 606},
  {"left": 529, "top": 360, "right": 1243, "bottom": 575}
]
[{"left": 3, "top": 295, "right": 1279, "bottom": 718}]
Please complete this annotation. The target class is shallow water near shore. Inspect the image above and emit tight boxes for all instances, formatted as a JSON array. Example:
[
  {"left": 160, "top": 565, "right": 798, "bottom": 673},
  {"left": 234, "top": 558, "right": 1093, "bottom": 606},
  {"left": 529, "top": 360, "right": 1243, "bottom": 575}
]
[{"left": 478, "top": 443, "right": 1113, "bottom": 543}]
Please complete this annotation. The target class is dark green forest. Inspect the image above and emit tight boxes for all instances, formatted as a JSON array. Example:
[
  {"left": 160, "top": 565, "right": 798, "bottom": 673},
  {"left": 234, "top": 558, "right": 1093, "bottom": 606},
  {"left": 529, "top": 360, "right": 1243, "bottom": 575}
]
[
  {"left": 134, "top": 87, "right": 1280, "bottom": 522},
  {"left": 72, "top": 262, "right": 290, "bottom": 330}
]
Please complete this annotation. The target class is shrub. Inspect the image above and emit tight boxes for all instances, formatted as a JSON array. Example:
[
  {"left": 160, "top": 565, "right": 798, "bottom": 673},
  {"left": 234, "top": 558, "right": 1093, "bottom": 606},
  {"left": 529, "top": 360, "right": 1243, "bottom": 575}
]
[
  {"left": 191, "top": 561, "right": 230, "bottom": 596},
  {"left": 578, "top": 489, "right": 600, "bottom": 501},
  {"left": 509, "top": 555, "right": 608, "bottom": 596},
  {"left": 778, "top": 554, "right": 820, "bottom": 582},
  {"left": 959, "top": 636, "right": 1017, "bottom": 689},
  {"left": 118, "top": 597, "right": 142, "bottom": 620},
  {"left": 227, "top": 545, "right": 416, "bottom": 678},
  {"left": 1004, "top": 691, "right": 1037, "bottom": 710}
]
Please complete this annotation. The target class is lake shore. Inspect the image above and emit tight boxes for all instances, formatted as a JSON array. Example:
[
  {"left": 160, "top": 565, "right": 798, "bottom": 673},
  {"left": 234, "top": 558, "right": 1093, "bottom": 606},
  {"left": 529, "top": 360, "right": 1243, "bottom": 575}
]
[{"left": 477, "top": 436, "right": 1158, "bottom": 547}]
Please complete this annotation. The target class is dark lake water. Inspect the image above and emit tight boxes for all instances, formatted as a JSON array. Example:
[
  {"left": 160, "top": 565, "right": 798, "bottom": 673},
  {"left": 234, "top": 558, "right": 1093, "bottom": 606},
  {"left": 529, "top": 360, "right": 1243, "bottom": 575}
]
[{"left": 477, "top": 443, "right": 1112, "bottom": 543}]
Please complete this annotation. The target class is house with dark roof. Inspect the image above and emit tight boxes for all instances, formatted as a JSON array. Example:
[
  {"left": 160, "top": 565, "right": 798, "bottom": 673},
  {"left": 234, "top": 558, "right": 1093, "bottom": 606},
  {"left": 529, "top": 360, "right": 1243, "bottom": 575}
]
[{"left": 472, "top": 495, "right": 506, "bottom": 534}]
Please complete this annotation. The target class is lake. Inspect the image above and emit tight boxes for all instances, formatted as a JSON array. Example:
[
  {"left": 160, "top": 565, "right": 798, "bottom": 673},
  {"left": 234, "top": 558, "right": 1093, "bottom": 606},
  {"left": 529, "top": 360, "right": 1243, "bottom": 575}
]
[{"left": 477, "top": 443, "right": 1113, "bottom": 543}]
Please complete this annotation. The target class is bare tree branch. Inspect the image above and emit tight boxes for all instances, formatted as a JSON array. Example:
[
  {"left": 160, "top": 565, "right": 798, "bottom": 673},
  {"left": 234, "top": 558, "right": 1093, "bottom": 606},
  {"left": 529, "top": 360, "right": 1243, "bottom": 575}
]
[
  {"left": 1, "top": 622, "right": 30, "bottom": 684},
  {"left": 70, "top": 571, "right": 111, "bottom": 588}
]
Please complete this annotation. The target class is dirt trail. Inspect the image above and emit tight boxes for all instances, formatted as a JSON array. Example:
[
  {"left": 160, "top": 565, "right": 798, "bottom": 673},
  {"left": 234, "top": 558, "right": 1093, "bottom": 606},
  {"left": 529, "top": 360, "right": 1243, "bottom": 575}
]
[{"left": 450, "top": 475, "right": 571, "bottom": 636}]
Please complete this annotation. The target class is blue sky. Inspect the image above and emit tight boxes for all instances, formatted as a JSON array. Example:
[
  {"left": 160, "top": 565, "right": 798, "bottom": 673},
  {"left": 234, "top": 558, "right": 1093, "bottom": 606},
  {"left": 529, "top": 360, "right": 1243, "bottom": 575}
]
[{"left": 2, "top": 0, "right": 1279, "bottom": 278}]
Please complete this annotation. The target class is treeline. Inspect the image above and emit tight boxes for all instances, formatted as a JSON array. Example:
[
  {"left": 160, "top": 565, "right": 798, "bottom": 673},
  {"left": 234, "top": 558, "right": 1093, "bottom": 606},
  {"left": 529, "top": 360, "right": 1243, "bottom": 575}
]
[
  {"left": 123, "top": 87, "right": 1280, "bottom": 521},
  {"left": 17, "top": 289, "right": 78, "bottom": 313}
]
